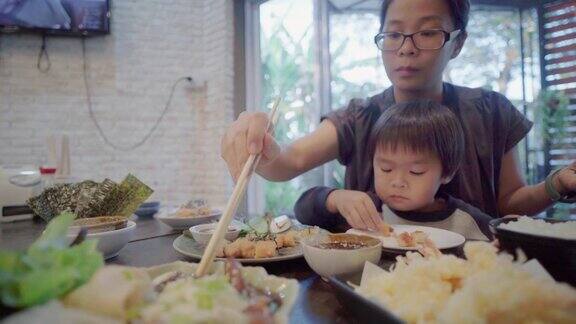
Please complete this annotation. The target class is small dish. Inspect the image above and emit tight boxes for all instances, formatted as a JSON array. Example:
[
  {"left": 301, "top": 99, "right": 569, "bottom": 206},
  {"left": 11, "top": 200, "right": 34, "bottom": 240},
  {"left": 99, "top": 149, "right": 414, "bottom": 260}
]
[
  {"left": 67, "top": 220, "right": 136, "bottom": 259},
  {"left": 135, "top": 201, "right": 160, "bottom": 218},
  {"left": 302, "top": 233, "right": 382, "bottom": 278},
  {"left": 189, "top": 222, "right": 241, "bottom": 245}
]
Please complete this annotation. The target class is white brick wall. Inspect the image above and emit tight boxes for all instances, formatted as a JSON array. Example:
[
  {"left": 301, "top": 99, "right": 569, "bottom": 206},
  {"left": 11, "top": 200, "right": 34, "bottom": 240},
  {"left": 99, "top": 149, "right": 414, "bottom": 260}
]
[{"left": 0, "top": 0, "right": 234, "bottom": 207}]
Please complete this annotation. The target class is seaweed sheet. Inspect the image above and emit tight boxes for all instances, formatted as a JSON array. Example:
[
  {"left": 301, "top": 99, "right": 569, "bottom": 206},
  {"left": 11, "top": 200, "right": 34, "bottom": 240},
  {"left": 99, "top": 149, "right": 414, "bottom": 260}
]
[
  {"left": 75, "top": 179, "right": 117, "bottom": 218},
  {"left": 103, "top": 174, "right": 153, "bottom": 217},
  {"left": 27, "top": 175, "right": 153, "bottom": 221}
]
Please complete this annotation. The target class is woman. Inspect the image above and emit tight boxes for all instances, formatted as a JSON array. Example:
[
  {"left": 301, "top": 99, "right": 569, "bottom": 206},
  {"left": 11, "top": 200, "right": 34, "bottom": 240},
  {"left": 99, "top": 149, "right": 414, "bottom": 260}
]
[{"left": 221, "top": 0, "right": 576, "bottom": 230}]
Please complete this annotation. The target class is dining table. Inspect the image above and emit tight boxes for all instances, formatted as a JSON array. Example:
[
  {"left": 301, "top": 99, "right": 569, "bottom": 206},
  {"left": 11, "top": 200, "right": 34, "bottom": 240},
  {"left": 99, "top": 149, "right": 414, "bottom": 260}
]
[{"left": 0, "top": 214, "right": 403, "bottom": 324}]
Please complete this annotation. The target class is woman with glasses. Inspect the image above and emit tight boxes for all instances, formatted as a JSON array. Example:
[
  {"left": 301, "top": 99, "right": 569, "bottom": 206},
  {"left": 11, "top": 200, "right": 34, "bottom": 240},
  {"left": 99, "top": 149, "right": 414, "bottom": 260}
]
[{"left": 221, "top": 0, "right": 576, "bottom": 231}]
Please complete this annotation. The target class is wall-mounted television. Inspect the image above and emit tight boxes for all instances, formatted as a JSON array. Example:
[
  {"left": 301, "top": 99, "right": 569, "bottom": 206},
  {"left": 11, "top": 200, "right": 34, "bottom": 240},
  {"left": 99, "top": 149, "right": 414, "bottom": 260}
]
[{"left": 0, "top": 0, "right": 110, "bottom": 36}]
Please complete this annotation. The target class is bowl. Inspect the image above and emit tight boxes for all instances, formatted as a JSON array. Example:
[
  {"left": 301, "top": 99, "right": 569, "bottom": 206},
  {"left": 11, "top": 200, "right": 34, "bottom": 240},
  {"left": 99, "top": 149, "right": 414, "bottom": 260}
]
[
  {"left": 302, "top": 233, "right": 382, "bottom": 278},
  {"left": 189, "top": 222, "right": 241, "bottom": 245},
  {"left": 68, "top": 220, "right": 136, "bottom": 259},
  {"left": 156, "top": 208, "right": 222, "bottom": 229},
  {"left": 135, "top": 201, "right": 160, "bottom": 218},
  {"left": 489, "top": 217, "right": 576, "bottom": 286},
  {"left": 70, "top": 216, "right": 127, "bottom": 233}
]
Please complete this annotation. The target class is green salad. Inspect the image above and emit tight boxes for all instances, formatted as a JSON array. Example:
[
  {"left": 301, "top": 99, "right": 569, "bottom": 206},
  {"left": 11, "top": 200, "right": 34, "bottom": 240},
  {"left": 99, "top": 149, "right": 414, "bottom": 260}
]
[{"left": 0, "top": 212, "right": 104, "bottom": 308}]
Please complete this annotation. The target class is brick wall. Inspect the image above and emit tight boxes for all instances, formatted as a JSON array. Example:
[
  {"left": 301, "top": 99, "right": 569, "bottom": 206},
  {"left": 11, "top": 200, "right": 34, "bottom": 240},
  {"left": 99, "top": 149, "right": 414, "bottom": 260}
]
[{"left": 0, "top": 0, "right": 234, "bottom": 208}]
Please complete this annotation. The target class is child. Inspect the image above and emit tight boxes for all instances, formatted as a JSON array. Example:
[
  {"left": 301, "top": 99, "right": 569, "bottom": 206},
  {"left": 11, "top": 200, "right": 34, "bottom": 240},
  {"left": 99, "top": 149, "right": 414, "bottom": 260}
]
[{"left": 296, "top": 100, "right": 492, "bottom": 240}]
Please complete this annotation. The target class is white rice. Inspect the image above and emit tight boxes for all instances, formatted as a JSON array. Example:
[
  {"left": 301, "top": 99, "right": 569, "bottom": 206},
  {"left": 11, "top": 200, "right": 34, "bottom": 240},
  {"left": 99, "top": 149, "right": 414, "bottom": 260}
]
[
  {"left": 356, "top": 242, "right": 576, "bottom": 323},
  {"left": 499, "top": 216, "right": 576, "bottom": 240}
]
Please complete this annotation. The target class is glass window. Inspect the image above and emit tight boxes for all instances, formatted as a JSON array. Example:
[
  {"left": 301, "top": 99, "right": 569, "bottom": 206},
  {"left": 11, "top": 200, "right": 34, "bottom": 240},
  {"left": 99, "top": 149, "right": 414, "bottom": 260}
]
[
  {"left": 327, "top": 11, "right": 390, "bottom": 188},
  {"left": 446, "top": 7, "right": 538, "bottom": 186},
  {"left": 258, "top": 0, "right": 322, "bottom": 215},
  {"left": 247, "top": 1, "right": 547, "bottom": 216},
  {"left": 329, "top": 12, "right": 390, "bottom": 110},
  {"left": 446, "top": 8, "right": 524, "bottom": 99}
]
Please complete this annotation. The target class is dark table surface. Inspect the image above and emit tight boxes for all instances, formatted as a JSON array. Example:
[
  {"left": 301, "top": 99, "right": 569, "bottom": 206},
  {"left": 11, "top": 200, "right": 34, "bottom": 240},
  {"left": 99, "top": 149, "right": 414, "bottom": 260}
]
[{"left": 1, "top": 215, "right": 394, "bottom": 323}]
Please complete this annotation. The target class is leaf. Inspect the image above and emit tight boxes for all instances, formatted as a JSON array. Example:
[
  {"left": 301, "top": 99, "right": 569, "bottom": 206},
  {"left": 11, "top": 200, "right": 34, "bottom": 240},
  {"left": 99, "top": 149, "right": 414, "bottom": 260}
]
[
  {"left": 29, "top": 211, "right": 75, "bottom": 252},
  {"left": 0, "top": 212, "right": 104, "bottom": 308}
]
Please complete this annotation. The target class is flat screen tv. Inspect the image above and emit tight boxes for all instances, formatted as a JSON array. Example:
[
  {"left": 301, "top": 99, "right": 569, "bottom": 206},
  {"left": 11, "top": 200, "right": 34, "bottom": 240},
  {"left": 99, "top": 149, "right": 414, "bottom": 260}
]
[{"left": 0, "top": 0, "right": 110, "bottom": 36}]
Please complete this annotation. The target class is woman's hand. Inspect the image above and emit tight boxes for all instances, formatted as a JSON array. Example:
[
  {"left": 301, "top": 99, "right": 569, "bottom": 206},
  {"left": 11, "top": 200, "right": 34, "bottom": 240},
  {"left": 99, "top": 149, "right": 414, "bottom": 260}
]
[
  {"left": 220, "top": 112, "right": 281, "bottom": 181},
  {"left": 554, "top": 161, "right": 576, "bottom": 197},
  {"left": 326, "top": 189, "right": 386, "bottom": 231}
]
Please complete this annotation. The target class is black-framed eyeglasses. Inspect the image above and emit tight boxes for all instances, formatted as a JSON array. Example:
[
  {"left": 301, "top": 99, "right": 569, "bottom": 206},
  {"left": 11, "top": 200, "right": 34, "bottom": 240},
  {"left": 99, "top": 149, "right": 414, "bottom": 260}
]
[{"left": 374, "top": 29, "right": 461, "bottom": 51}]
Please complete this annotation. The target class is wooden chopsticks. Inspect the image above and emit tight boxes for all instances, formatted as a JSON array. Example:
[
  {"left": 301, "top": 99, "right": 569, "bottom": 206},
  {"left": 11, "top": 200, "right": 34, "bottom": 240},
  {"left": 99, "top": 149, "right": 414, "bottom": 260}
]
[{"left": 195, "top": 98, "right": 281, "bottom": 277}]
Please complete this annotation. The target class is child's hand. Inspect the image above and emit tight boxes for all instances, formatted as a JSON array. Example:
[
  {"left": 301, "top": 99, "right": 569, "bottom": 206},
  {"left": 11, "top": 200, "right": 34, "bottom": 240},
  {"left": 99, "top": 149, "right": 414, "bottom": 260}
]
[
  {"left": 554, "top": 161, "right": 576, "bottom": 197},
  {"left": 326, "top": 189, "right": 384, "bottom": 230}
]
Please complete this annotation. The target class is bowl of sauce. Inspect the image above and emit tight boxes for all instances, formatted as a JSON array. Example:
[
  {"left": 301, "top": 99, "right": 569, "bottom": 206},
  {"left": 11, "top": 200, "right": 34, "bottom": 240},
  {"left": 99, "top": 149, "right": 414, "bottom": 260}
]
[
  {"left": 302, "top": 233, "right": 382, "bottom": 278},
  {"left": 189, "top": 222, "right": 241, "bottom": 245}
]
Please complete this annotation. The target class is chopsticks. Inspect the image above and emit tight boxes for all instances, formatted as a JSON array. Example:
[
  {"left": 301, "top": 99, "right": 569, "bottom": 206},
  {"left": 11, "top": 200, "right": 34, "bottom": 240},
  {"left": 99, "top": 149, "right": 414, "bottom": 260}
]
[{"left": 195, "top": 97, "right": 282, "bottom": 277}]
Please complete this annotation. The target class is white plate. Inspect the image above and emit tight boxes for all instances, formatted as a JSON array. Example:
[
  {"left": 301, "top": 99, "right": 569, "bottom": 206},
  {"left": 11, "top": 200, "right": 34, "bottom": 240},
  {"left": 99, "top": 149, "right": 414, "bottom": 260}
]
[
  {"left": 173, "top": 234, "right": 303, "bottom": 264},
  {"left": 155, "top": 209, "right": 222, "bottom": 229},
  {"left": 347, "top": 225, "right": 465, "bottom": 251}
]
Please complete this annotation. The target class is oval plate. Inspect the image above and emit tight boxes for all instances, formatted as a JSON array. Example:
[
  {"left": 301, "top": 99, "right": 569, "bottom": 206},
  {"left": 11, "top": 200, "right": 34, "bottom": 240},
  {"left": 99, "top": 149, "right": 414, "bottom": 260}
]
[
  {"left": 347, "top": 225, "right": 465, "bottom": 251},
  {"left": 173, "top": 234, "right": 304, "bottom": 264},
  {"left": 156, "top": 209, "right": 222, "bottom": 229}
]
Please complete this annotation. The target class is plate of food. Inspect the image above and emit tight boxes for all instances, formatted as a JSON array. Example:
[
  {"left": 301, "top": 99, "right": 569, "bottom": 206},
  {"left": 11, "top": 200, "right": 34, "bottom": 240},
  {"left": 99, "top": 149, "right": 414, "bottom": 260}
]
[
  {"left": 156, "top": 199, "right": 222, "bottom": 229},
  {"left": 347, "top": 224, "right": 465, "bottom": 252},
  {"left": 173, "top": 215, "right": 321, "bottom": 264},
  {"left": 2, "top": 213, "right": 299, "bottom": 324},
  {"left": 5, "top": 257, "right": 298, "bottom": 324}
]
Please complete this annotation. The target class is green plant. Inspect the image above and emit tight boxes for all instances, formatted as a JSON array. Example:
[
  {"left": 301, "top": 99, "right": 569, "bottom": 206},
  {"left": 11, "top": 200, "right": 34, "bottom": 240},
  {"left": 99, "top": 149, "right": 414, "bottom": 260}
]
[
  {"left": 533, "top": 90, "right": 571, "bottom": 218},
  {"left": 533, "top": 90, "right": 570, "bottom": 143},
  {"left": 260, "top": 12, "right": 316, "bottom": 215}
]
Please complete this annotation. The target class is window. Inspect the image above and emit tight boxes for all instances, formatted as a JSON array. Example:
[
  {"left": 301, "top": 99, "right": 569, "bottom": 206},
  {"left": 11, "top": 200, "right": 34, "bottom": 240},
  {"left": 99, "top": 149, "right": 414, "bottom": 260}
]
[
  {"left": 247, "top": 0, "right": 322, "bottom": 215},
  {"left": 245, "top": 1, "right": 546, "bottom": 216},
  {"left": 447, "top": 7, "right": 540, "bottom": 185}
]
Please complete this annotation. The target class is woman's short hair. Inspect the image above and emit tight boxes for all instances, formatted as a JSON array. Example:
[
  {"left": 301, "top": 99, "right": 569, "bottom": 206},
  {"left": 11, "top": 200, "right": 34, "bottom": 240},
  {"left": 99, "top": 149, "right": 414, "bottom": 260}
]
[
  {"left": 379, "top": 0, "right": 470, "bottom": 33},
  {"left": 369, "top": 100, "right": 465, "bottom": 178}
]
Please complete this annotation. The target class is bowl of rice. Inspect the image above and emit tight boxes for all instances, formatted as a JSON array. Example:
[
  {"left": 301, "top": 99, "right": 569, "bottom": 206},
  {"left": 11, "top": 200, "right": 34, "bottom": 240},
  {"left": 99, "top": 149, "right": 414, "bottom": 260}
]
[
  {"left": 490, "top": 216, "right": 576, "bottom": 286},
  {"left": 330, "top": 241, "right": 576, "bottom": 323}
]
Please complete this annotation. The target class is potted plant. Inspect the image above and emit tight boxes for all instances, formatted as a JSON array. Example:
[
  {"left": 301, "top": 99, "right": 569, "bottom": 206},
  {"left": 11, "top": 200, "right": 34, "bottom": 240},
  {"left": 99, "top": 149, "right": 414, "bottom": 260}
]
[{"left": 533, "top": 90, "right": 571, "bottom": 218}]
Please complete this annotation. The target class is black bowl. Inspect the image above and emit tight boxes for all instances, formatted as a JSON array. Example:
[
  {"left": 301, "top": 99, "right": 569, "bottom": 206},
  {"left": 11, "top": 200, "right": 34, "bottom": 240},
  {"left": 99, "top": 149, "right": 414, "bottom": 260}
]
[
  {"left": 489, "top": 217, "right": 576, "bottom": 286},
  {"left": 329, "top": 272, "right": 404, "bottom": 324}
]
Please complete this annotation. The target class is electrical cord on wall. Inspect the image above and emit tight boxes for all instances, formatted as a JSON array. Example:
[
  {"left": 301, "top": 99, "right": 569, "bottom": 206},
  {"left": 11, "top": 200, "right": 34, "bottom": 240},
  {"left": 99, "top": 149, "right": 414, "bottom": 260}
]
[
  {"left": 0, "top": 34, "right": 5, "bottom": 76},
  {"left": 0, "top": 34, "right": 3, "bottom": 72},
  {"left": 81, "top": 37, "right": 193, "bottom": 152},
  {"left": 37, "top": 34, "right": 51, "bottom": 73}
]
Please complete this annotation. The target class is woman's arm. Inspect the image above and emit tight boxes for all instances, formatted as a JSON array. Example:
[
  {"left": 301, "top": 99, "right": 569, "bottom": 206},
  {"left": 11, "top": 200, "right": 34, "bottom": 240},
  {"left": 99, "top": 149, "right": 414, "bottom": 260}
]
[
  {"left": 221, "top": 111, "right": 340, "bottom": 182},
  {"left": 497, "top": 146, "right": 554, "bottom": 216},
  {"left": 257, "top": 120, "right": 340, "bottom": 181}
]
